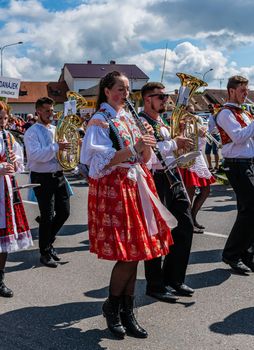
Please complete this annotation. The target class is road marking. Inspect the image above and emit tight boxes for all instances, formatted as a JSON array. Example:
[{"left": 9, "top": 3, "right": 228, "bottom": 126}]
[
  {"left": 203, "top": 231, "right": 227, "bottom": 238},
  {"left": 23, "top": 200, "right": 38, "bottom": 205}
]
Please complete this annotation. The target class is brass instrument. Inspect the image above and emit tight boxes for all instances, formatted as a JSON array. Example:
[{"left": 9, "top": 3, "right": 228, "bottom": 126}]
[
  {"left": 171, "top": 73, "right": 207, "bottom": 168},
  {"left": 125, "top": 98, "right": 181, "bottom": 188},
  {"left": 55, "top": 91, "right": 87, "bottom": 171}
]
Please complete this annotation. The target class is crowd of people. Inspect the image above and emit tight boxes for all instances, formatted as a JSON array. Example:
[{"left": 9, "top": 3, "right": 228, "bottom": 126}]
[{"left": 1, "top": 72, "right": 254, "bottom": 340}]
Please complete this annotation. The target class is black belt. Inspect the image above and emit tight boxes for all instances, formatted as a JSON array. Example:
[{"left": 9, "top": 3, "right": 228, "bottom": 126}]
[
  {"left": 31, "top": 170, "right": 64, "bottom": 178},
  {"left": 224, "top": 158, "right": 254, "bottom": 164}
]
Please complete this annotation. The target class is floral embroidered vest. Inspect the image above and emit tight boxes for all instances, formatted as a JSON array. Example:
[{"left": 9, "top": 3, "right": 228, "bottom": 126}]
[
  {"left": 216, "top": 106, "right": 254, "bottom": 145},
  {"left": 138, "top": 111, "right": 170, "bottom": 142}
]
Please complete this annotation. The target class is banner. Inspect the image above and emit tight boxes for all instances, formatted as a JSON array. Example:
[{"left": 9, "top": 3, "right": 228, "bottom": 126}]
[{"left": 0, "top": 76, "right": 21, "bottom": 99}]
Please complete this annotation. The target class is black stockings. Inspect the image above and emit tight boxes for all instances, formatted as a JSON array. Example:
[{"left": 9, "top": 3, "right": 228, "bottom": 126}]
[
  {"left": 187, "top": 186, "right": 210, "bottom": 225},
  {"left": 109, "top": 261, "right": 138, "bottom": 297}
]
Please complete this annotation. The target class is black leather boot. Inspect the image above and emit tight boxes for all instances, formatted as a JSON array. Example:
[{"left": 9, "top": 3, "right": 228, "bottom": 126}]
[
  {"left": 120, "top": 295, "right": 148, "bottom": 338},
  {"left": 0, "top": 270, "right": 13, "bottom": 298},
  {"left": 102, "top": 295, "right": 126, "bottom": 338}
]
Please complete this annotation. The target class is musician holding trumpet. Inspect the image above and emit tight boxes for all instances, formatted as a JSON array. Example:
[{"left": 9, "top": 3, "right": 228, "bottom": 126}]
[
  {"left": 0, "top": 101, "right": 33, "bottom": 298},
  {"left": 80, "top": 71, "right": 176, "bottom": 339}
]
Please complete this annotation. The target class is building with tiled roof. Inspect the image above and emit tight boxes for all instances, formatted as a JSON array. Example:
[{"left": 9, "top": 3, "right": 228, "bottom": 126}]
[
  {"left": 59, "top": 60, "right": 149, "bottom": 92},
  {"left": 8, "top": 81, "right": 68, "bottom": 117}
]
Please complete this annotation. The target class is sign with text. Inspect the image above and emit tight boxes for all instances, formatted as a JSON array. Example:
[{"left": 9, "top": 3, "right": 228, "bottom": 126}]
[{"left": 0, "top": 76, "right": 21, "bottom": 99}]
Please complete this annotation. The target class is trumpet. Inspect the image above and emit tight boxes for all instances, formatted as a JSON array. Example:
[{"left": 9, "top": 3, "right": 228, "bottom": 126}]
[{"left": 205, "top": 132, "right": 221, "bottom": 148}]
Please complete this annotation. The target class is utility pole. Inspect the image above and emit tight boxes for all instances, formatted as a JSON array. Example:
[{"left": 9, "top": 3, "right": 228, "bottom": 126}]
[{"left": 161, "top": 42, "right": 168, "bottom": 83}]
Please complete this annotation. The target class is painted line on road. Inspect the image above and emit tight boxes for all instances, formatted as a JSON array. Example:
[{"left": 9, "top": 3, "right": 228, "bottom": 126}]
[
  {"left": 203, "top": 231, "right": 227, "bottom": 239},
  {"left": 23, "top": 200, "right": 38, "bottom": 205}
]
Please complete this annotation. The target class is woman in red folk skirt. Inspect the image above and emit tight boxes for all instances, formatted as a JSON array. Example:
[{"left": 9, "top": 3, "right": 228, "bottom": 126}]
[
  {"left": 179, "top": 136, "right": 215, "bottom": 233},
  {"left": 81, "top": 71, "right": 175, "bottom": 339},
  {"left": 0, "top": 101, "right": 33, "bottom": 298}
]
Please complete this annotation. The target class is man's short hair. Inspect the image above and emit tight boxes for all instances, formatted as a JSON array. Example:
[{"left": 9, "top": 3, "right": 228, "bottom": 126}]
[
  {"left": 227, "top": 75, "right": 248, "bottom": 90},
  {"left": 141, "top": 82, "right": 165, "bottom": 99},
  {"left": 35, "top": 97, "right": 54, "bottom": 110}
]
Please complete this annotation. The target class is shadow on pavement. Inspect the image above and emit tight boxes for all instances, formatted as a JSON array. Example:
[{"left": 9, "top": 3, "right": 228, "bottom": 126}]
[
  {"left": 0, "top": 301, "right": 116, "bottom": 350},
  {"left": 30, "top": 224, "right": 88, "bottom": 239},
  {"left": 186, "top": 268, "right": 231, "bottom": 290},
  {"left": 201, "top": 204, "right": 236, "bottom": 213},
  {"left": 210, "top": 307, "right": 254, "bottom": 335},
  {"left": 6, "top": 240, "right": 89, "bottom": 273},
  {"left": 189, "top": 249, "right": 223, "bottom": 264}
]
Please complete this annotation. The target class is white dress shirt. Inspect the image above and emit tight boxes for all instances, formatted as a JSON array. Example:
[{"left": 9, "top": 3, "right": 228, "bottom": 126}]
[
  {"left": 24, "top": 123, "right": 61, "bottom": 172},
  {"left": 216, "top": 103, "right": 254, "bottom": 158},
  {"left": 148, "top": 122, "right": 178, "bottom": 170}
]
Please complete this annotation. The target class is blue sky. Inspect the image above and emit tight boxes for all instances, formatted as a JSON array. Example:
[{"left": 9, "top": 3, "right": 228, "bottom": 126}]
[{"left": 1, "top": 0, "right": 254, "bottom": 90}]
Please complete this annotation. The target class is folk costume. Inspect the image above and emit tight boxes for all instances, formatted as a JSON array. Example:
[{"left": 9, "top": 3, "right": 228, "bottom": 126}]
[
  {"left": 0, "top": 130, "right": 32, "bottom": 253},
  {"left": 216, "top": 103, "right": 254, "bottom": 268},
  {"left": 81, "top": 102, "right": 175, "bottom": 262},
  {"left": 138, "top": 111, "right": 194, "bottom": 294},
  {"left": 179, "top": 138, "right": 216, "bottom": 187}
]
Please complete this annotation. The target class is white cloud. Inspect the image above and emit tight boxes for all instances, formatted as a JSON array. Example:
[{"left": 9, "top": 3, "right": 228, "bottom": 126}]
[{"left": 1, "top": 0, "right": 254, "bottom": 89}]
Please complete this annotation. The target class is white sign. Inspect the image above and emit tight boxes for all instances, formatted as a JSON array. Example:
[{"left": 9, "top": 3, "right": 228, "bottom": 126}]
[
  {"left": 64, "top": 100, "right": 77, "bottom": 116},
  {"left": 0, "top": 76, "right": 21, "bottom": 99}
]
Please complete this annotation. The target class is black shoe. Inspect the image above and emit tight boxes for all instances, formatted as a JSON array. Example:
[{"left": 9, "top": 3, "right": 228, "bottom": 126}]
[
  {"left": 102, "top": 297, "right": 126, "bottom": 339},
  {"left": 193, "top": 226, "right": 204, "bottom": 234},
  {"left": 170, "top": 283, "right": 194, "bottom": 296},
  {"left": 222, "top": 257, "right": 251, "bottom": 274},
  {"left": 146, "top": 289, "right": 179, "bottom": 303},
  {"left": 49, "top": 246, "right": 61, "bottom": 261},
  {"left": 120, "top": 295, "right": 148, "bottom": 338},
  {"left": 0, "top": 282, "right": 13, "bottom": 298},
  {"left": 40, "top": 253, "right": 58, "bottom": 268}
]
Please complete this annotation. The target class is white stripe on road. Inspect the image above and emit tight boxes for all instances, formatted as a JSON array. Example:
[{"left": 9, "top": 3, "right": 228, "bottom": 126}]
[
  {"left": 203, "top": 231, "right": 228, "bottom": 238},
  {"left": 23, "top": 200, "right": 38, "bottom": 205}
]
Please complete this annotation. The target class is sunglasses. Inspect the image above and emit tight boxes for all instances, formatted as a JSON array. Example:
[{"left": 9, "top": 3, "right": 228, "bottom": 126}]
[{"left": 148, "top": 93, "right": 169, "bottom": 100}]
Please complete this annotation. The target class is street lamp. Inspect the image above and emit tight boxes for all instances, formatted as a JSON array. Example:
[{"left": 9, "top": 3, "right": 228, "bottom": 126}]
[
  {"left": 0, "top": 41, "right": 23, "bottom": 76},
  {"left": 202, "top": 68, "right": 213, "bottom": 82}
]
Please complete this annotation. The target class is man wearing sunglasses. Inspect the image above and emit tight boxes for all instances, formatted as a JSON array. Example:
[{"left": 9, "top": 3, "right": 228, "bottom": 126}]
[{"left": 139, "top": 82, "right": 195, "bottom": 302}]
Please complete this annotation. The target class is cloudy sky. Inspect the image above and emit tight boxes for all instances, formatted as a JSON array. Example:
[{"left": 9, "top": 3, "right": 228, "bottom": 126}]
[{"left": 1, "top": 0, "right": 254, "bottom": 90}]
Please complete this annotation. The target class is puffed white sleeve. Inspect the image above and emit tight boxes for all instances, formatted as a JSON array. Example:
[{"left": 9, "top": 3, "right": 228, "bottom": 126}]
[
  {"left": 13, "top": 140, "right": 24, "bottom": 173},
  {"left": 80, "top": 119, "right": 116, "bottom": 179}
]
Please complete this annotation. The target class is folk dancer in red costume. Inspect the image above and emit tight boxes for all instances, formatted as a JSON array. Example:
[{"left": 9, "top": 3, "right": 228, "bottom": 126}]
[
  {"left": 216, "top": 75, "right": 254, "bottom": 274},
  {"left": 80, "top": 71, "right": 175, "bottom": 339},
  {"left": 0, "top": 101, "right": 33, "bottom": 297}
]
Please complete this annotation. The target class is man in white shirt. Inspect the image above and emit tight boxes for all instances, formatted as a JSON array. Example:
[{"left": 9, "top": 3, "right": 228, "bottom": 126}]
[
  {"left": 216, "top": 75, "right": 254, "bottom": 274},
  {"left": 24, "top": 97, "right": 71, "bottom": 268}
]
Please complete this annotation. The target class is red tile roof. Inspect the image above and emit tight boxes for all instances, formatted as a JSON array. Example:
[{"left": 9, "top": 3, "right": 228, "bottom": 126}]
[{"left": 8, "top": 81, "right": 69, "bottom": 104}]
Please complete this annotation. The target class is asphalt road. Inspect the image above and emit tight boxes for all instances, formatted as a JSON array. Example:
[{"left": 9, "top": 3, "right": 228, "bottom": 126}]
[{"left": 1, "top": 173, "right": 254, "bottom": 350}]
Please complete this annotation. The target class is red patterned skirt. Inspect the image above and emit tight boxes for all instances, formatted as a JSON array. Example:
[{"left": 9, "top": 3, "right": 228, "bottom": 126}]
[
  {"left": 0, "top": 177, "right": 33, "bottom": 253},
  {"left": 179, "top": 168, "right": 216, "bottom": 187},
  {"left": 88, "top": 165, "right": 173, "bottom": 261}
]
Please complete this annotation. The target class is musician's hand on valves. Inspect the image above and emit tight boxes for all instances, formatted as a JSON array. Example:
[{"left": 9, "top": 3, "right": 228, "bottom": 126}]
[
  {"left": 58, "top": 141, "right": 72, "bottom": 151},
  {"left": 0, "top": 162, "right": 15, "bottom": 176},
  {"left": 143, "top": 121, "right": 154, "bottom": 135},
  {"left": 134, "top": 134, "right": 156, "bottom": 153},
  {"left": 174, "top": 136, "right": 194, "bottom": 150}
]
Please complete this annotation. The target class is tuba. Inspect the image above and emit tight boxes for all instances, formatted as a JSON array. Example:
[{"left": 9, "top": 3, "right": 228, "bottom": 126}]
[
  {"left": 55, "top": 91, "right": 87, "bottom": 171},
  {"left": 171, "top": 73, "right": 207, "bottom": 168}
]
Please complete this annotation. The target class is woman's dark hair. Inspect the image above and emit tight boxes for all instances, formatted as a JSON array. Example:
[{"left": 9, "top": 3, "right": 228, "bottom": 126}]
[{"left": 96, "top": 71, "right": 126, "bottom": 110}]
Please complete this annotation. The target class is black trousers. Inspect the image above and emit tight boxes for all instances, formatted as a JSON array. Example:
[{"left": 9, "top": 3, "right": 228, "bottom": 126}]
[
  {"left": 223, "top": 161, "right": 254, "bottom": 261},
  {"left": 31, "top": 171, "right": 70, "bottom": 254},
  {"left": 144, "top": 170, "right": 193, "bottom": 292}
]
